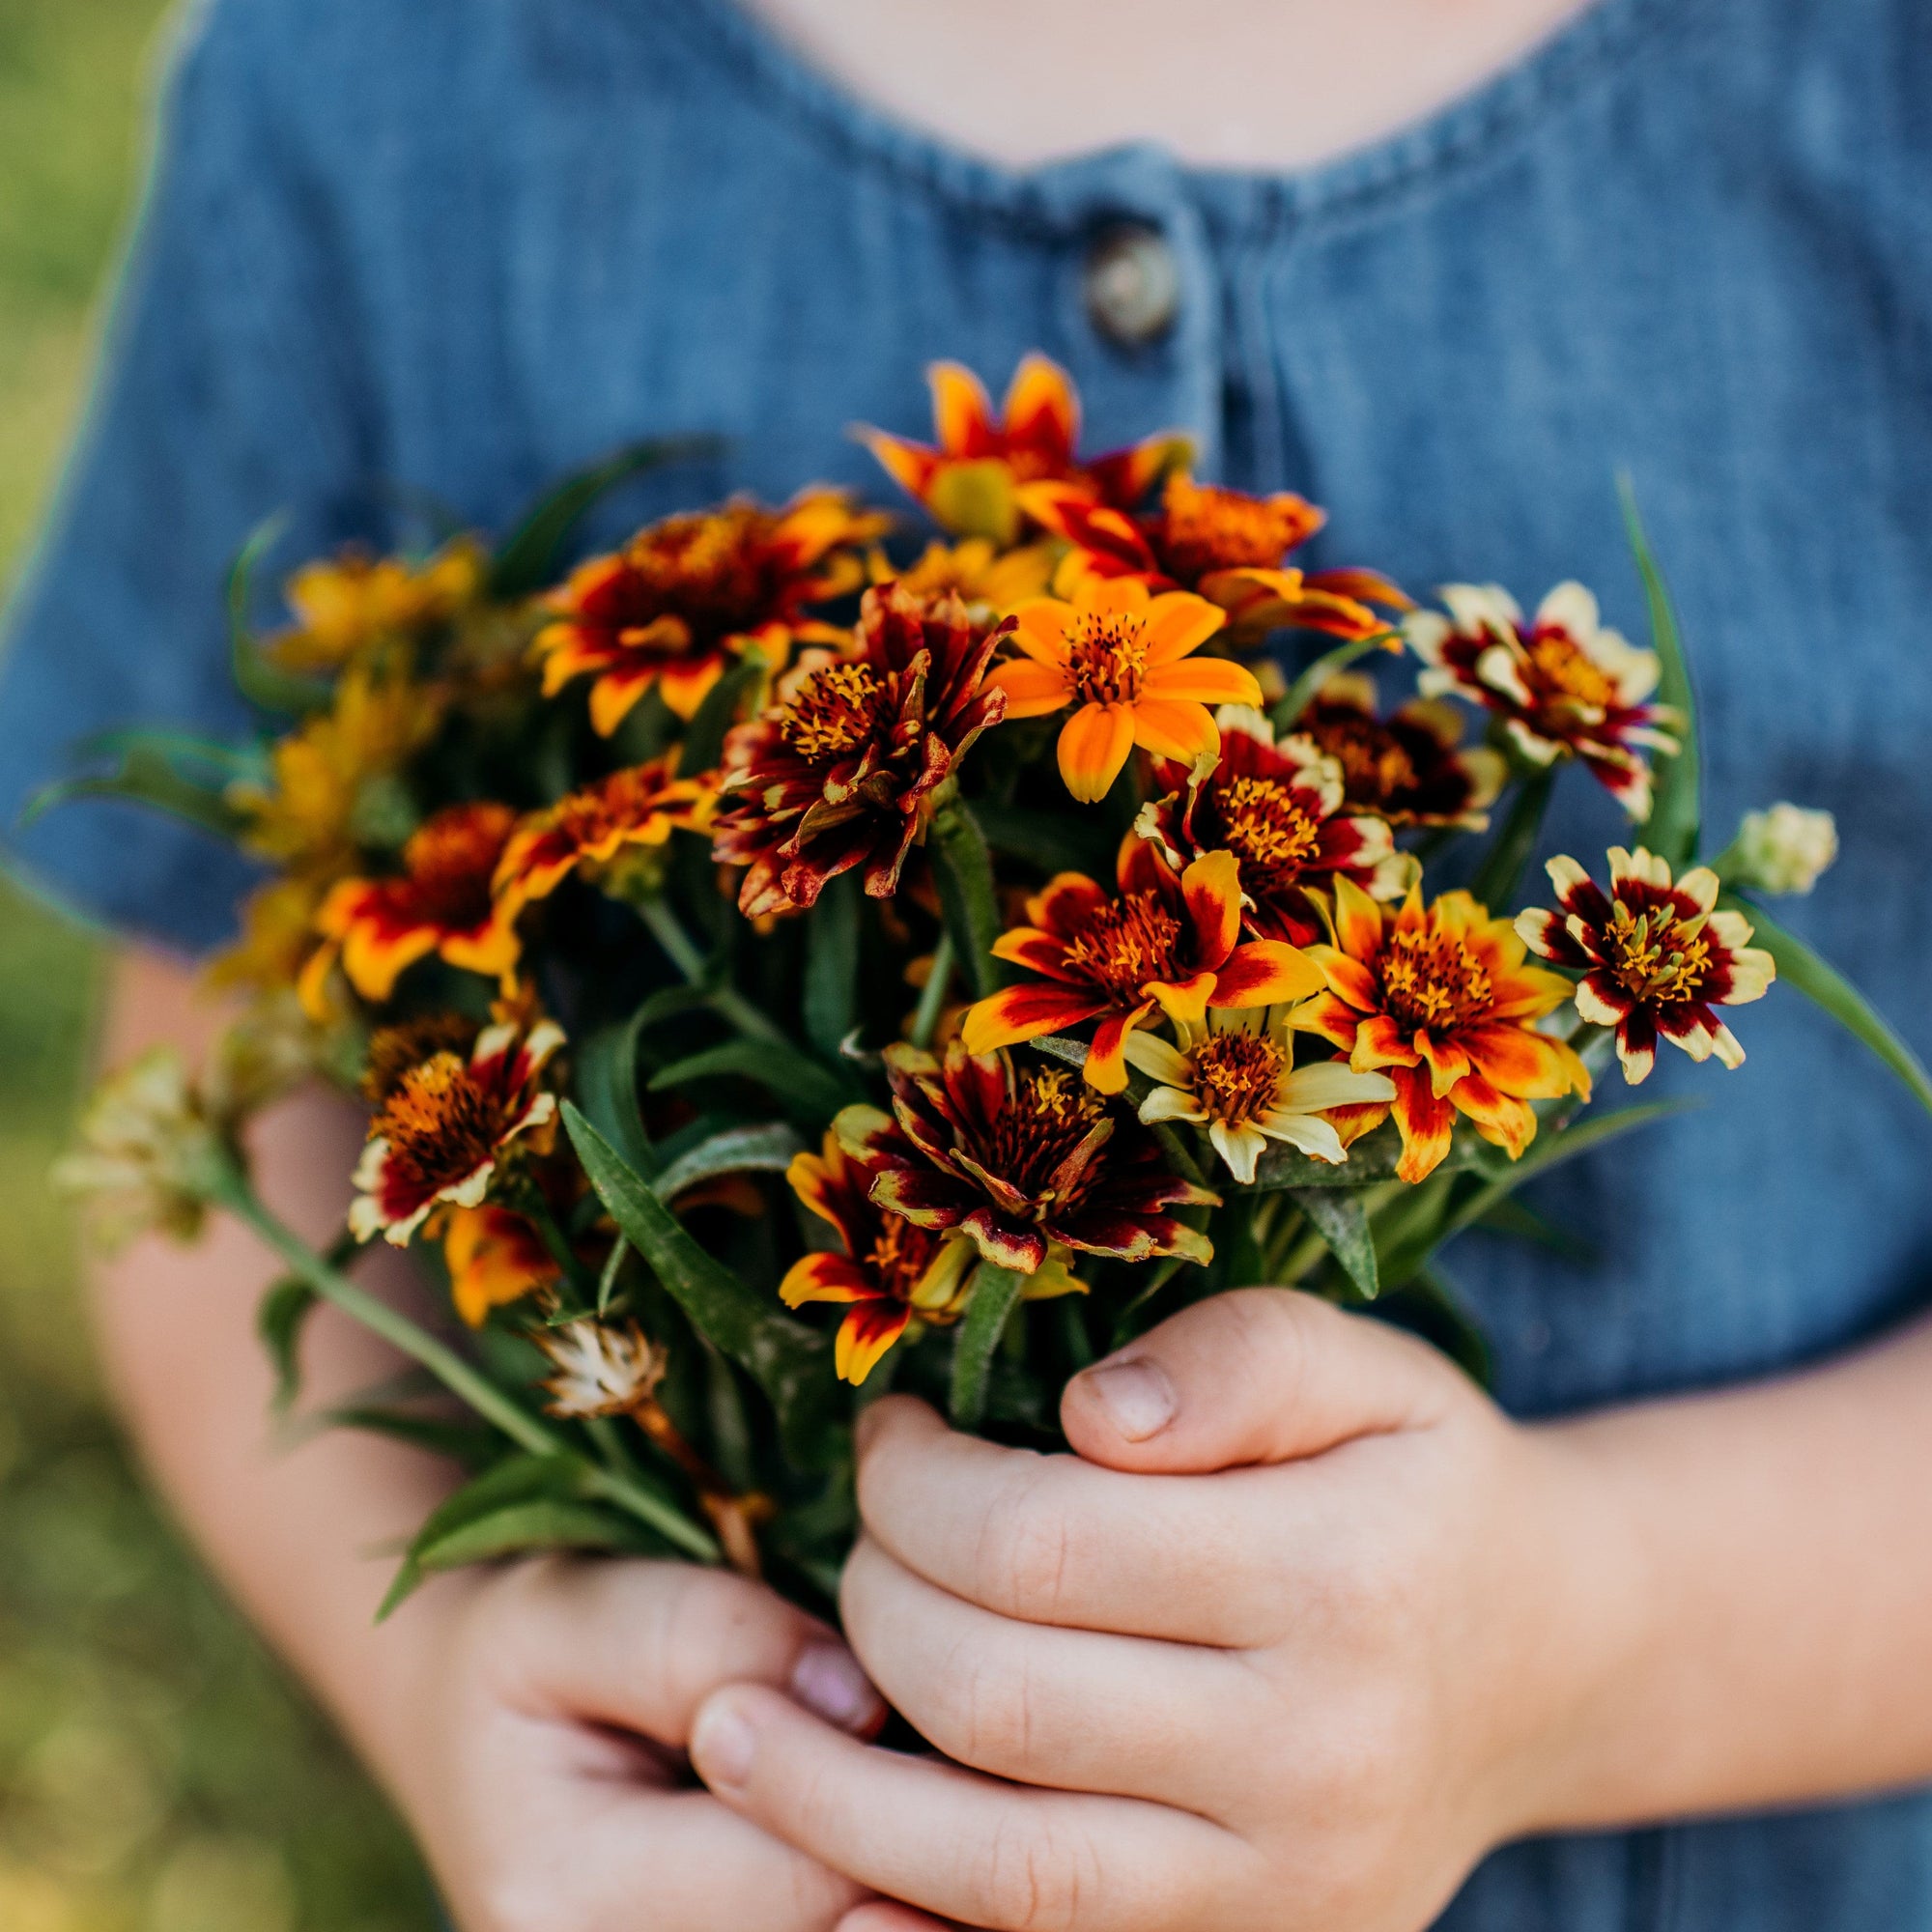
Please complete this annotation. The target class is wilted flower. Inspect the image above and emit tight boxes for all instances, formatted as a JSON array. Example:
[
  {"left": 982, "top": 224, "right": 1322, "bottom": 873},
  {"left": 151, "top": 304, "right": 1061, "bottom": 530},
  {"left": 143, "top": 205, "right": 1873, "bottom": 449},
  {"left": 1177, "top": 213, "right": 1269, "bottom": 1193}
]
[
  {"left": 1023, "top": 471, "right": 1409, "bottom": 645},
  {"left": 962, "top": 837, "right": 1325, "bottom": 1092},
  {"left": 1517, "top": 847, "right": 1776, "bottom": 1084},
  {"left": 780, "top": 1129, "right": 979, "bottom": 1383},
  {"left": 531, "top": 492, "right": 881, "bottom": 734},
  {"left": 988, "top": 578, "right": 1259, "bottom": 802},
  {"left": 349, "top": 1018, "right": 564, "bottom": 1244},
  {"left": 711, "top": 583, "right": 1008, "bottom": 918},
  {"left": 1296, "top": 671, "right": 1506, "bottom": 830},
  {"left": 1726, "top": 804, "right": 1838, "bottom": 897},
  {"left": 440, "top": 1205, "right": 562, "bottom": 1327},
  {"left": 313, "top": 802, "right": 522, "bottom": 1005},
  {"left": 858, "top": 355, "right": 1187, "bottom": 546},
  {"left": 1299, "top": 878, "right": 1590, "bottom": 1182},
  {"left": 269, "top": 538, "right": 486, "bottom": 673},
  {"left": 836, "top": 1041, "right": 1218, "bottom": 1275},
  {"left": 494, "top": 756, "right": 715, "bottom": 918},
  {"left": 1124, "top": 1009, "right": 1398, "bottom": 1183},
  {"left": 1406, "top": 582, "right": 1678, "bottom": 817},
  {"left": 1138, "top": 704, "right": 1412, "bottom": 946},
  {"left": 534, "top": 1317, "right": 668, "bottom": 1418},
  {"left": 54, "top": 1048, "right": 225, "bottom": 1249}
]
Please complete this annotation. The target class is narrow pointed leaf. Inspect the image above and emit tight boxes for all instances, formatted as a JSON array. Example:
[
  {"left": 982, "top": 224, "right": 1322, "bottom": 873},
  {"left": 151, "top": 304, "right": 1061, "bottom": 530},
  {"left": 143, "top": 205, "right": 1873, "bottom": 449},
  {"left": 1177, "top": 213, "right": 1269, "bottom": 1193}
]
[
  {"left": 652, "top": 1123, "right": 806, "bottom": 1204},
  {"left": 574, "top": 1009, "right": 658, "bottom": 1175},
  {"left": 1271, "top": 633, "right": 1392, "bottom": 732},
  {"left": 927, "top": 798, "right": 1004, "bottom": 1000},
  {"left": 650, "top": 1038, "right": 853, "bottom": 1131},
  {"left": 23, "top": 738, "right": 247, "bottom": 840},
  {"left": 1620, "top": 477, "right": 1700, "bottom": 868},
  {"left": 258, "top": 1275, "right": 318, "bottom": 1409},
  {"left": 227, "top": 515, "right": 332, "bottom": 715},
  {"left": 1288, "top": 1186, "right": 1379, "bottom": 1299},
  {"left": 804, "top": 870, "right": 861, "bottom": 1058},
  {"left": 950, "top": 1264, "right": 1027, "bottom": 1431}
]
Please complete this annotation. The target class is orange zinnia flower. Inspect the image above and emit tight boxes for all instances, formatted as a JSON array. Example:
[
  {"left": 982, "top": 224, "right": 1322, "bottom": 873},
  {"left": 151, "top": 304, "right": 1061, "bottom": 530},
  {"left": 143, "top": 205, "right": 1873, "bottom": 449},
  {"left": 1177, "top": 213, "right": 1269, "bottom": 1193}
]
[
  {"left": 1298, "top": 877, "right": 1590, "bottom": 1183},
  {"left": 961, "top": 838, "right": 1325, "bottom": 1093},
  {"left": 530, "top": 492, "right": 882, "bottom": 735},
  {"left": 988, "top": 578, "right": 1259, "bottom": 801},
  {"left": 1020, "top": 471, "right": 1409, "bottom": 645},
  {"left": 313, "top": 802, "right": 521, "bottom": 1005},
  {"left": 440, "top": 1204, "right": 562, "bottom": 1327},
  {"left": 857, "top": 355, "right": 1188, "bottom": 546},
  {"left": 270, "top": 538, "right": 486, "bottom": 673},
  {"left": 494, "top": 755, "right": 715, "bottom": 917}
]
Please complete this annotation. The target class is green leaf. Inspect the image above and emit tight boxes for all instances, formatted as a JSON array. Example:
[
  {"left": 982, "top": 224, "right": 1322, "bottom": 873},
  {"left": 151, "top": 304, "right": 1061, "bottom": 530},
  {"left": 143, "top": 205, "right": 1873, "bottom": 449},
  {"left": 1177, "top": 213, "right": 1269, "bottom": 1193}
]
[
  {"left": 258, "top": 1275, "right": 318, "bottom": 1410},
  {"left": 1271, "top": 633, "right": 1394, "bottom": 732},
  {"left": 650, "top": 1039, "right": 853, "bottom": 1133},
  {"left": 1472, "top": 1194, "right": 1595, "bottom": 1261},
  {"left": 574, "top": 1011, "right": 658, "bottom": 1176},
  {"left": 927, "top": 797, "right": 1005, "bottom": 1000},
  {"left": 970, "top": 801, "right": 1115, "bottom": 880},
  {"left": 1288, "top": 1187, "right": 1379, "bottom": 1299},
  {"left": 487, "top": 435, "right": 724, "bottom": 598},
  {"left": 23, "top": 733, "right": 250, "bottom": 840},
  {"left": 1242, "top": 1118, "right": 1480, "bottom": 1191},
  {"left": 227, "top": 516, "right": 332, "bottom": 715},
  {"left": 1731, "top": 895, "right": 1932, "bottom": 1117},
  {"left": 678, "top": 652, "right": 767, "bottom": 778},
  {"left": 324, "top": 1404, "right": 498, "bottom": 1468},
  {"left": 804, "top": 870, "right": 861, "bottom": 1058},
  {"left": 1467, "top": 769, "right": 1555, "bottom": 914},
  {"left": 1380, "top": 1267, "right": 1494, "bottom": 1389},
  {"left": 1620, "top": 476, "right": 1700, "bottom": 869},
  {"left": 949, "top": 1264, "right": 1028, "bottom": 1431},
  {"left": 563, "top": 1103, "right": 835, "bottom": 1461},
  {"left": 651, "top": 1123, "right": 806, "bottom": 1204}
]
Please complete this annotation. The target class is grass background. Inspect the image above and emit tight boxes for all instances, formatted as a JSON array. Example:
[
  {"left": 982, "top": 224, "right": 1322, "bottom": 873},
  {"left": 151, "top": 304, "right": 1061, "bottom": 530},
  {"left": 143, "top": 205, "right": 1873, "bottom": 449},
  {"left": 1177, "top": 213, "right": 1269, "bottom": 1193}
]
[{"left": 0, "top": 3, "right": 438, "bottom": 1925}]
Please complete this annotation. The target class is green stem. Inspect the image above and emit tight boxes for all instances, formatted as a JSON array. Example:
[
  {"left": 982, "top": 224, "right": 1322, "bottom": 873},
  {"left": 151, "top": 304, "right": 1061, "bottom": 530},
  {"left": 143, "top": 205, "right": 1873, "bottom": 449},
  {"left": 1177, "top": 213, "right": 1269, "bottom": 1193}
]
[
  {"left": 595, "top": 1234, "right": 630, "bottom": 1316},
  {"left": 1271, "top": 632, "right": 1399, "bottom": 732},
  {"left": 1468, "top": 768, "right": 1556, "bottom": 913},
  {"left": 927, "top": 798, "right": 1004, "bottom": 1001},
  {"left": 635, "top": 893, "right": 787, "bottom": 1046},
  {"left": 909, "top": 933, "right": 955, "bottom": 1051},
  {"left": 212, "top": 1165, "right": 720, "bottom": 1561},
  {"left": 950, "top": 1263, "right": 1027, "bottom": 1430}
]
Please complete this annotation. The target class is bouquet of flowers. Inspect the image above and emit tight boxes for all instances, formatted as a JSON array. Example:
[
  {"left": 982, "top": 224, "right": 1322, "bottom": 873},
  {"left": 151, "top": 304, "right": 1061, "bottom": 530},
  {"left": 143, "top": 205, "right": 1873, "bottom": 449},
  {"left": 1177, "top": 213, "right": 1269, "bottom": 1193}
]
[{"left": 46, "top": 355, "right": 1931, "bottom": 1615}]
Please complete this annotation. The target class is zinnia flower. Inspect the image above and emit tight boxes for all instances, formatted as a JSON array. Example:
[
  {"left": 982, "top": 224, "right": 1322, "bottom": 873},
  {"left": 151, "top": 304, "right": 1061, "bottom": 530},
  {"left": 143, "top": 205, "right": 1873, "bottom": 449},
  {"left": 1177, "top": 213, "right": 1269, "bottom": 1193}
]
[
  {"left": 881, "top": 536, "right": 1057, "bottom": 618},
  {"left": 1726, "top": 803, "right": 1838, "bottom": 897},
  {"left": 1022, "top": 470, "right": 1409, "bottom": 645},
  {"left": 531, "top": 492, "right": 881, "bottom": 734},
  {"left": 494, "top": 756, "right": 715, "bottom": 917},
  {"left": 349, "top": 1017, "right": 564, "bottom": 1244},
  {"left": 1296, "top": 671, "right": 1506, "bottom": 830},
  {"left": 1124, "top": 1009, "right": 1398, "bottom": 1183},
  {"left": 711, "top": 582, "right": 1007, "bottom": 918},
  {"left": 988, "top": 578, "right": 1259, "bottom": 802},
  {"left": 1517, "top": 847, "right": 1776, "bottom": 1085},
  {"left": 441, "top": 1204, "right": 562, "bottom": 1327},
  {"left": 1138, "top": 704, "right": 1412, "bottom": 947},
  {"left": 836, "top": 1041, "right": 1218, "bottom": 1275},
  {"left": 313, "top": 803, "right": 522, "bottom": 1005},
  {"left": 779, "top": 1128, "right": 979, "bottom": 1383},
  {"left": 1298, "top": 878, "right": 1590, "bottom": 1182},
  {"left": 54, "top": 1048, "right": 223, "bottom": 1249},
  {"left": 963, "top": 838, "right": 1326, "bottom": 1093},
  {"left": 270, "top": 538, "right": 485, "bottom": 673},
  {"left": 1405, "top": 582, "right": 1678, "bottom": 816},
  {"left": 857, "top": 355, "right": 1187, "bottom": 546}
]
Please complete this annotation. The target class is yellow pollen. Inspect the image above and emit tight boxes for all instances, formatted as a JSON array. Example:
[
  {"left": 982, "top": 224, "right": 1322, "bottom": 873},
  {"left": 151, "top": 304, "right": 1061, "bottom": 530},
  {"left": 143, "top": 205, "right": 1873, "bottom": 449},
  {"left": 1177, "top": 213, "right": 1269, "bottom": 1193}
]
[
  {"left": 372, "top": 1053, "right": 504, "bottom": 1181},
  {"left": 984, "top": 1067, "right": 1109, "bottom": 1199},
  {"left": 1309, "top": 718, "right": 1420, "bottom": 805},
  {"left": 1189, "top": 1032, "right": 1286, "bottom": 1128},
  {"left": 1061, "top": 891, "right": 1185, "bottom": 1000},
  {"left": 1217, "top": 775, "right": 1322, "bottom": 877},
  {"left": 863, "top": 1212, "right": 943, "bottom": 1299},
  {"left": 781, "top": 662, "right": 888, "bottom": 759},
  {"left": 1065, "top": 614, "right": 1150, "bottom": 706},
  {"left": 1379, "top": 924, "right": 1494, "bottom": 1035},
  {"left": 1526, "top": 627, "right": 1617, "bottom": 710},
  {"left": 1606, "top": 901, "right": 1712, "bottom": 1004}
]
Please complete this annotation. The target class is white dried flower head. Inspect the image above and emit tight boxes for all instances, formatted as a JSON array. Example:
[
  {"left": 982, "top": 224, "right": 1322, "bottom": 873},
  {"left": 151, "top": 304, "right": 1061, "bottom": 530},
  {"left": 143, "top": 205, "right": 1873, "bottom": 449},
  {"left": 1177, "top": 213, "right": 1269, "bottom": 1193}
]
[
  {"left": 200, "top": 992, "right": 327, "bottom": 1124},
  {"left": 1730, "top": 803, "right": 1838, "bottom": 896},
  {"left": 53, "top": 1047, "right": 225, "bottom": 1250},
  {"left": 534, "top": 1319, "right": 668, "bottom": 1419}
]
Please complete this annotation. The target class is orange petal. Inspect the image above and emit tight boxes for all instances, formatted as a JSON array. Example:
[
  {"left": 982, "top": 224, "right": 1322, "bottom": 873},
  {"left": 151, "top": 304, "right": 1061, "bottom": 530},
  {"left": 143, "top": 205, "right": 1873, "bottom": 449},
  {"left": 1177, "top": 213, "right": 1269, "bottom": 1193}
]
[
  {"left": 1084, "top": 1002, "right": 1153, "bottom": 1094},
  {"left": 1006, "top": 600, "right": 1076, "bottom": 667},
  {"left": 961, "top": 982, "right": 1108, "bottom": 1054},
  {"left": 1002, "top": 354, "right": 1079, "bottom": 459},
  {"left": 1128, "top": 696, "right": 1219, "bottom": 765},
  {"left": 1141, "top": 591, "right": 1230, "bottom": 667},
  {"left": 1462, "top": 1022, "right": 1586, "bottom": 1100},
  {"left": 1179, "top": 848, "right": 1242, "bottom": 967},
  {"left": 1057, "top": 702, "right": 1136, "bottom": 803},
  {"left": 1415, "top": 1031, "right": 1472, "bottom": 1098},
  {"left": 1148, "top": 972, "right": 1214, "bottom": 1029},
  {"left": 1352, "top": 1011, "right": 1422, "bottom": 1071},
  {"left": 930, "top": 361, "right": 996, "bottom": 455},
  {"left": 1142, "top": 656, "right": 1264, "bottom": 706},
  {"left": 1211, "top": 940, "right": 1326, "bottom": 1008},
  {"left": 780, "top": 1252, "right": 874, "bottom": 1307},
  {"left": 986, "top": 657, "right": 1071, "bottom": 718},
  {"left": 1329, "top": 875, "right": 1386, "bottom": 964},
  {"left": 1449, "top": 1072, "right": 1539, "bottom": 1159},
  {"left": 1390, "top": 1065, "right": 1457, "bottom": 1182},
  {"left": 837, "top": 1301, "right": 913, "bottom": 1384},
  {"left": 588, "top": 667, "right": 657, "bottom": 737}
]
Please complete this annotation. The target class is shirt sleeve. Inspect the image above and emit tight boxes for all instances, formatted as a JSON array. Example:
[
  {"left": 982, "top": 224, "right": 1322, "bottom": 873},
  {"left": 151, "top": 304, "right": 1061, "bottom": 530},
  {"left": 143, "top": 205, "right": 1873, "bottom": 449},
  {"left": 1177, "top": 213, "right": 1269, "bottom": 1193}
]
[{"left": 0, "top": 0, "right": 378, "bottom": 955}]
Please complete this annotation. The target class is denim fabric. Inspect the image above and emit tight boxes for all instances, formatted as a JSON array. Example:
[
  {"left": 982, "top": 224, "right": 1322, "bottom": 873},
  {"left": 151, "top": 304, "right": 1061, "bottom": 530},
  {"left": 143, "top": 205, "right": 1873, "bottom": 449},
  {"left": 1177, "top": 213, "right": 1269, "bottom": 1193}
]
[{"left": 4, "top": 0, "right": 1931, "bottom": 1920}]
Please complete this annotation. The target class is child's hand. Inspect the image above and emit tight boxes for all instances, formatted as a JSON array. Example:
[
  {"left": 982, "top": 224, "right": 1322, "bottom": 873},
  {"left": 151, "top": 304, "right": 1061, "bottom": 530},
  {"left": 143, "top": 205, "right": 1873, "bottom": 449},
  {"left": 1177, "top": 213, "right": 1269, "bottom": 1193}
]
[
  {"left": 689, "top": 1290, "right": 1646, "bottom": 1932},
  {"left": 398, "top": 1557, "right": 885, "bottom": 1931}
]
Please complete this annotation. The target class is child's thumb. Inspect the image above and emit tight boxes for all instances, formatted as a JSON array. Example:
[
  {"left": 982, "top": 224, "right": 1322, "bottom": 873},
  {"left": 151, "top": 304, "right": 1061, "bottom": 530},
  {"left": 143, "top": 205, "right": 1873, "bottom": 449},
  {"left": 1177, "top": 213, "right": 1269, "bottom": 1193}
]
[{"left": 1061, "top": 1287, "right": 1459, "bottom": 1473}]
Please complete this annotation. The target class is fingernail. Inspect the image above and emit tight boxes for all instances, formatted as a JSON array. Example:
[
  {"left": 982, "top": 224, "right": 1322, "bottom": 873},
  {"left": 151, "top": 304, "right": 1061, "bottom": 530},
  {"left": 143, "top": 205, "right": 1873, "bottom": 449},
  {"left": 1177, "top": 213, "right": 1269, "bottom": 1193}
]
[
  {"left": 790, "top": 1644, "right": 877, "bottom": 1731},
  {"left": 1081, "top": 1357, "right": 1177, "bottom": 1441},
  {"left": 691, "top": 1701, "right": 756, "bottom": 1788}
]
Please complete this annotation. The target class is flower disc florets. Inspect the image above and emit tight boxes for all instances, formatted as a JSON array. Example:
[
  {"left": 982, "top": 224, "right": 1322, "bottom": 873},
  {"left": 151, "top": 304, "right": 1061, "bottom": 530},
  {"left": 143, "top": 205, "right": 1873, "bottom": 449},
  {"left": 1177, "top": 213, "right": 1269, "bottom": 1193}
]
[
  {"left": 834, "top": 1041, "right": 1218, "bottom": 1276},
  {"left": 1297, "top": 672, "right": 1505, "bottom": 830},
  {"left": 1517, "top": 847, "right": 1776, "bottom": 1085},
  {"left": 712, "top": 582, "right": 1007, "bottom": 918}
]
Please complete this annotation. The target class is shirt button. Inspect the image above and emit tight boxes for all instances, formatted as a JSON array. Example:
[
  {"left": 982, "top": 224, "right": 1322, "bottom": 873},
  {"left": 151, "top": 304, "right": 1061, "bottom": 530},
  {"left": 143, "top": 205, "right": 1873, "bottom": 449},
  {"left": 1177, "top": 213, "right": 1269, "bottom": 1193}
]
[{"left": 1082, "top": 224, "right": 1179, "bottom": 348}]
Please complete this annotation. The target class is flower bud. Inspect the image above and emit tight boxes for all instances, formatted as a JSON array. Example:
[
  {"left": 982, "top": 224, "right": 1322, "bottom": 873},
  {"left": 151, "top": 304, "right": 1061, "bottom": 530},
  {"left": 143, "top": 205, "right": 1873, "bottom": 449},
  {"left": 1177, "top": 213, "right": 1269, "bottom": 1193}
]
[{"left": 1730, "top": 803, "right": 1838, "bottom": 895}]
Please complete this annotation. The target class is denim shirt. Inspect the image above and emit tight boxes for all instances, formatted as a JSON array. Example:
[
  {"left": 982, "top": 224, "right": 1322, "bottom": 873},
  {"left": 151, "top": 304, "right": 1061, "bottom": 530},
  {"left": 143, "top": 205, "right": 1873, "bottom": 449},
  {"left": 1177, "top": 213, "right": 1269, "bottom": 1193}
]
[{"left": 5, "top": 0, "right": 1931, "bottom": 1920}]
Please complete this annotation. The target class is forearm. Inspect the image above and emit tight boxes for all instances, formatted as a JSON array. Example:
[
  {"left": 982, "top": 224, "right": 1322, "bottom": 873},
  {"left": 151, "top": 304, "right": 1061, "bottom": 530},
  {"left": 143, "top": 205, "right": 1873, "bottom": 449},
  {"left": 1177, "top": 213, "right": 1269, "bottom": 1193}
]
[
  {"left": 1532, "top": 1307, "right": 1932, "bottom": 1831},
  {"left": 90, "top": 949, "right": 465, "bottom": 1806}
]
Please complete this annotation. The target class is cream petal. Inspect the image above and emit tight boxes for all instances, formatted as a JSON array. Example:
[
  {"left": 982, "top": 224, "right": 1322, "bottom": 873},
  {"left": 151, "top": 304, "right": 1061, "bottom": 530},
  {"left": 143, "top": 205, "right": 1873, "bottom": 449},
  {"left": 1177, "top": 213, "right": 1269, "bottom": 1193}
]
[
  {"left": 1139, "top": 1086, "right": 1208, "bottom": 1125},
  {"left": 1441, "top": 582, "right": 1523, "bottom": 634},
  {"left": 1255, "top": 1112, "right": 1349, "bottom": 1163},
  {"left": 1208, "top": 1120, "right": 1264, "bottom": 1183},
  {"left": 1123, "top": 1030, "right": 1194, "bottom": 1085},
  {"left": 1535, "top": 580, "right": 1600, "bottom": 639},
  {"left": 1277, "top": 1063, "right": 1399, "bottom": 1110},
  {"left": 1709, "top": 1020, "right": 1747, "bottom": 1068}
]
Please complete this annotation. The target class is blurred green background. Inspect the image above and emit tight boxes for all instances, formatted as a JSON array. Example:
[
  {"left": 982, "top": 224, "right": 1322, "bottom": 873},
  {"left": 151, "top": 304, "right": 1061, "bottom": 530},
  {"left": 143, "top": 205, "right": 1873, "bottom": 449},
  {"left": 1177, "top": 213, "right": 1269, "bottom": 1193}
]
[{"left": 0, "top": 3, "right": 437, "bottom": 1925}]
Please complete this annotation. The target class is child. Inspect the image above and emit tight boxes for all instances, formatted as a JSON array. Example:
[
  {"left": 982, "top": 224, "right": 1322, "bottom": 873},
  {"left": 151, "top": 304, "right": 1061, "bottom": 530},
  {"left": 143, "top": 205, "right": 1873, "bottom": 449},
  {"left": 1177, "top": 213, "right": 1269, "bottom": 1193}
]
[{"left": 6, "top": 1, "right": 1931, "bottom": 1926}]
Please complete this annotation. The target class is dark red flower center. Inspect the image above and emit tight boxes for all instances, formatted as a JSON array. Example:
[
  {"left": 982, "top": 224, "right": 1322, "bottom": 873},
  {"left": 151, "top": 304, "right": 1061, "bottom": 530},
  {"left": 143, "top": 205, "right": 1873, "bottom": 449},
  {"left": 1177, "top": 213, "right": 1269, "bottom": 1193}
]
[
  {"left": 1189, "top": 1031, "right": 1285, "bottom": 1127},
  {"left": 1152, "top": 477, "right": 1315, "bottom": 579},
  {"left": 1065, "top": 614, "right": 1150, "bottom": 705},
  {"left": 1523, "top": 624, "right": 1616, "bottom": 711},
  {"left": 1379, "top": 925, "right": 1494, "bottom": 1035},
  {"left": 371, "top": 1052, "right": 511, "bottom": 1193},
  {"left": 618, "top": 505, "right": 792, "bottom": 638},
  {"left": 394, "top": 807, "right": 515, "bottom": 932},
  {"left": 781, "top": 661, "right": 891, "bottom": 759},
  {"left": 1304, "top": 716, "right": 1421, "bottom": 808},
  {"left": 861, "top": 1210, "right": 947, "bottom": 1303},
  {"left": 981, "top": 1066, "right": 1109, "bottom": 1199},
  {"left": 1061, "top": 890, "right": 1185, "bottom": 999},
  {"left": 1214, "top": 775, "right": 1323, "bottom": 880},
  {"left": 1605, "top": 900, "right": 1713, "bottom": 1004}
]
